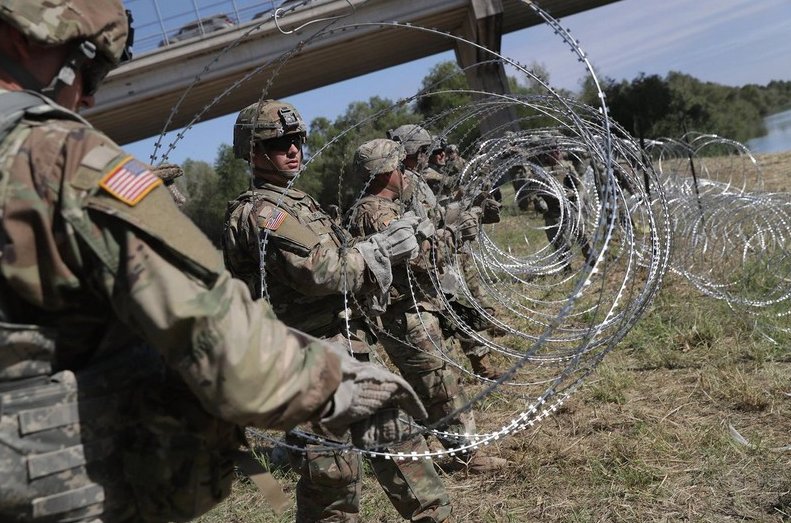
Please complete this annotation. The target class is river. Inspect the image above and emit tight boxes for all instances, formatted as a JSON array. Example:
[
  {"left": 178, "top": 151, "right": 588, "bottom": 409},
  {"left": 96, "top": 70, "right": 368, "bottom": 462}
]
[{"left": 747, "top": 108, "right": 791, "bottom": 153}]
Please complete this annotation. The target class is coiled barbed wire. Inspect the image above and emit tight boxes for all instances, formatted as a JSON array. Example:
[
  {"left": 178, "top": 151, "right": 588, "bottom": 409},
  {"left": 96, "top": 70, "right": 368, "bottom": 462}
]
[
  {"left": 151, "top": 0, "right": 676, "bottom": 460},
  {"left": 645, "top": 134, "right": 791, "bottom": 334}
]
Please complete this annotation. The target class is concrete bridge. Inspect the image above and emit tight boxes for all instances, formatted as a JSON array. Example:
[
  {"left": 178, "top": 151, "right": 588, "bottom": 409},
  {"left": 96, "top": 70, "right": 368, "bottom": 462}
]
[{"left": 87, "top": 0, "right": 618, "bottom": 144}]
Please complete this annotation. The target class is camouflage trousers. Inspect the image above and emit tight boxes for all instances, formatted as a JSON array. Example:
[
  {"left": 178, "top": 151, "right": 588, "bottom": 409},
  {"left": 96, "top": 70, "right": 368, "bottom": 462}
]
[
  {"left": 542, "top": 207, "right": 592, "bottom": 262},
  {"left": 378, "top": 308, "right": 477, "bottom": 449},
  {"left": 288, "top": 328, "right": 451, "bottom": 523},
  {"left": 448, "top": 247, "right": 492, "bottom": 360}
]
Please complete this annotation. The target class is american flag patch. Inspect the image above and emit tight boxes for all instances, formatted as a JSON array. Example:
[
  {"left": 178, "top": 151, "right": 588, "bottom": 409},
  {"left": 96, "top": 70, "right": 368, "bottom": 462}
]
[
  {"left": 99, "top": 156, "right": 162, "bottom": 206},
  {"left": 263, "top": 209, "right": 287, "bottom": 231}
]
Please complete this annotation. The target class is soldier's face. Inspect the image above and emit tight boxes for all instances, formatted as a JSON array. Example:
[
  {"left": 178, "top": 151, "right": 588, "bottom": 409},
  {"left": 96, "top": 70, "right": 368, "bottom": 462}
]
[
  {"left": 254, "top": 135, "right": 303, "bottom": 174},
  {"left": 430, "top": 149, "right": 446, "bottom": 166}
]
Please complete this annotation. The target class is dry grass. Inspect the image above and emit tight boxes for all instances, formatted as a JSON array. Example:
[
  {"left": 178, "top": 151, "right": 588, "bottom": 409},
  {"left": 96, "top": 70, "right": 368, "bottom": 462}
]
[{"left": 197, "top": 153, "right": 791, "bottom": 522}]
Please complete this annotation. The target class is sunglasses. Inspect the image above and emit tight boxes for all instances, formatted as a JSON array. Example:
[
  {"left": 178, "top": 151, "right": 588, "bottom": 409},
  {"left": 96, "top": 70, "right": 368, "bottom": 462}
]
[
  {"left": 80, "top": 56, "right": 114, "bottom": 97},
  {"left": 263, "top": 134, "right": 304, "bottom": 152}
]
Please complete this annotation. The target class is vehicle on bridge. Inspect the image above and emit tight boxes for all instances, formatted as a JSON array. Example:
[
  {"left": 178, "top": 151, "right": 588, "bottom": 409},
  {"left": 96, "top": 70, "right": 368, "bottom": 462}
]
[{"left": 158, "top": 14, "right": 236, "bottom": 47}]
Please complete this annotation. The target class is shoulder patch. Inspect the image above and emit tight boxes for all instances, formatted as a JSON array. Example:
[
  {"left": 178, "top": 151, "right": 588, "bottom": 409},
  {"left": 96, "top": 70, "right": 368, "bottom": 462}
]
[
  {"left": 99, "top": 156, "right": 162, "bottom": 206},
  {"left": 257, "top": 206, "right": 288, "bottom": 231}
]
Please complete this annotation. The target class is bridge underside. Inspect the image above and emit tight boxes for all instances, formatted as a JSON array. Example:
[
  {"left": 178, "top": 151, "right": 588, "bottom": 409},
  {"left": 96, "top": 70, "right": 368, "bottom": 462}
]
[{"left": 86, "top": 0, "right": 618, "bottom": 145}]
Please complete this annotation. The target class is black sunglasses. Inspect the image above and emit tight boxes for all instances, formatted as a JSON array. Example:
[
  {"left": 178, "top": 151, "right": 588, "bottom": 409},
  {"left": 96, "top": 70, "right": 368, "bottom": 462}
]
[
  {"left": 81, "top": 55, "right": 114, "bottom": 97},
  {"left": 264, "top": 134, "right": 304, "bottom": 152}
]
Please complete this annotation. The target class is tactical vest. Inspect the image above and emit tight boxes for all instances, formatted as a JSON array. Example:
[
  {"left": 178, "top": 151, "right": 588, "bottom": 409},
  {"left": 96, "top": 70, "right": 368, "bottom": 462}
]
[
  {"left": 224, "top": 185, "right": 350, "bottom": 336},
  {"left": 0, "top": 90, "right": 240, "bottom": 522}
]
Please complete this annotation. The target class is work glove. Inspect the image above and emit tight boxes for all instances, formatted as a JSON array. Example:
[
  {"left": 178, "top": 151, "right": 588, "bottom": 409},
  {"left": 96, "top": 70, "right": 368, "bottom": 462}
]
[
  {"left": 321, "top": 345, "right": 427, "bottom": 448},
  {"left": 373, "top": 213, "right": 421, "bottom": 263},
  {"left": 457, "top": 208, "right": 481, "bottom": 242},
  {"left": 354, "top": 213, "right": 421, "bottom": 293},
  {"left": 481, "top": 197, "right": 501, "bottom": 224},
  {"left": 534, "top": 196, "right": 549, "bottom": 214},
  {"left": 152, "top": 163, "right": 187, "bottom": 207}
]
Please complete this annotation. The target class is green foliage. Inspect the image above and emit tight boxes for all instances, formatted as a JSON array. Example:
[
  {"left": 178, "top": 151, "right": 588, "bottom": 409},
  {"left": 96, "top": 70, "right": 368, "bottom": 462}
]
[
  {"left": 177, "top": 144, "right": 249, "bottom": 246},
  {"left": 583, "top": 71, "right": 791, "bottom": 144}
]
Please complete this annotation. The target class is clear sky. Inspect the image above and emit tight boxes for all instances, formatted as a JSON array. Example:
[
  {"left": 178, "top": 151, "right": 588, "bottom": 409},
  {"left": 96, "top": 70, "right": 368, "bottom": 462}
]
[{"left": 123, "top": 0, "right": 791, "bottom": 165}]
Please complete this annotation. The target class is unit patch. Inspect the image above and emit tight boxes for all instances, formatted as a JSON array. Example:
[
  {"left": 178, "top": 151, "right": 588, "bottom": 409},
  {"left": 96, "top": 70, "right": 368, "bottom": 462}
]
[{"left": 99, "top": 156, "right": 162, "bottom": 206}]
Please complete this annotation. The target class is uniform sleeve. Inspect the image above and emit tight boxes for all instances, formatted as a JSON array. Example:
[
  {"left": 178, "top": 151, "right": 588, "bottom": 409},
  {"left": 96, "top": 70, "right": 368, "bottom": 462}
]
[
  {"left": 107, "top": 224, "right": 341, "bottom": 429},
  {"left": 58, "top": 133, "right": 342, "bottom": 430}
]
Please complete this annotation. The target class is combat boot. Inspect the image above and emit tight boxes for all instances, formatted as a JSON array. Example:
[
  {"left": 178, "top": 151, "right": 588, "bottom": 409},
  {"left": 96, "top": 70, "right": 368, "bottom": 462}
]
[
  {"left": 440, "top": 451, "right": 509, "bottom": 475},
  {"left": 464, "top": 452, "right": 509, "bottom": 474},
  {"left": 468, "top": 352, "right": 506, "bottom": 380}
]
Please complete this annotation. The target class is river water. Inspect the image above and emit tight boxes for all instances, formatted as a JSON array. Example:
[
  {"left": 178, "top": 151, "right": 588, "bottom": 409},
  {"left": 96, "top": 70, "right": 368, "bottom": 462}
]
[{"left": 747, "top": 108, "right": 791, "bottom": 153}]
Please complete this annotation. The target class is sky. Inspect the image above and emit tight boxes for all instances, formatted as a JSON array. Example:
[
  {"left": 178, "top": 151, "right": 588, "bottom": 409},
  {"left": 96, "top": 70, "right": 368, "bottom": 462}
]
[{"left": 122, "top": 0, "right": 791, "bottom": 165}]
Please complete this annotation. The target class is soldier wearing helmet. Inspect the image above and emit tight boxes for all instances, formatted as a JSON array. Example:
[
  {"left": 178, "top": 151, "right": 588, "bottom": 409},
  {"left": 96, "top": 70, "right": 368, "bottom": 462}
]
[
  {"left": 526, "top": 133, "right": 594, "bottom": 273},
  {"left": 348, "top": 139, "right": 509, "bottom": 475},
  {"left": 223, "top": 103, "right": 451, "bottom": 522},
  {"left": 388, "top": 126, "right": 508, "bottom": 382},
  {"left": 0, "top": 3, "right": 426, "bottom": 522}
]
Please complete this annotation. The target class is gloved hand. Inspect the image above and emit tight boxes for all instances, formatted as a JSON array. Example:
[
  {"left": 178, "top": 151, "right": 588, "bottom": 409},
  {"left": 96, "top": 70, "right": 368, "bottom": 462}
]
[
  {"left": 152, "top": 163, "right": 187, "bottom": 207},
  {"left": 321, "top": 345, "right": 427, "bottom": 448},
  {"left": 481, "top": 197, "right": 501, "bottom": 224},
  {"left": 457, "top": 208, "right": 481, "bottom": 242},
  {"left": 151, "top": 163, "right": 184, "bottom": 184},
  {"left": 374, "top": 214, "right": 421, "bottom": 263},
  {"left": 415, "top": 218, "right": 436, "bottom": 240},
  {"left": 534, "top": 196, "right": 549, "bottom": 214}
]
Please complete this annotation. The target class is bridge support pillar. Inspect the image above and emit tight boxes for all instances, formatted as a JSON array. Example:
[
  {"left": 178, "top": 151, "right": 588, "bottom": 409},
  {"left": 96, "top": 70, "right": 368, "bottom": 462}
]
[{"left": 454, "top": 0, "right": 519, "bottom": 137}]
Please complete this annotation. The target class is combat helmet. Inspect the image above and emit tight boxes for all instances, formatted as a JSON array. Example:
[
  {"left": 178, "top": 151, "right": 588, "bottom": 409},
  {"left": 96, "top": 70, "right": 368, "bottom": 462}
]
[
  {"left": 354, "top": 138, "right": 406, "bottom": 178},
  {"left": 233, "top": 99, "right": 307, "bottom": 160},
  {"left": 386, "top": 124, "right": 432, "bottom": 156},
  {"left": 0, "top": 0, "right": 133, "bottom": 94}
]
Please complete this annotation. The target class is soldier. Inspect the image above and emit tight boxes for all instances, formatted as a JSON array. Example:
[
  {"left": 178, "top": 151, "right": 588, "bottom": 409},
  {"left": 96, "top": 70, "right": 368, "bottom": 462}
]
[
  {"left": 348, "top": 138, "right": 508, "bottom": 473},
  {"left": 388, "top": 125, "right": 506, "bottom": 381},
  {"left": 222, "top": 100, "right": 452, "bottom": 523},
  {"left": 529, "top": 138, "right": 594, "bottom": 273},
  {"left": 443, "top": 143, "right": 465, "bottom": 180},
  {"left": 424, "top": 136, "right": 447, "bottom": 196},
  {"left": 0, "top": 3, "right": 426, "bottom": 522}
]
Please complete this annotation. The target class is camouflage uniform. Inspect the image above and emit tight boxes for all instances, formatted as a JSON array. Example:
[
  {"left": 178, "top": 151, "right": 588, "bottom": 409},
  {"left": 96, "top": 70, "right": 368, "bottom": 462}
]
[
  {"left": 412, "top": 167, "right": 502, "bottom": 378},
  {"left": 0, "top": 89, "right": 347, "bottom": 522},
  {"left": 533, "top": 157, "right": 593, "bottom": 268},
  {"left": 348, "top": 194, "right": 477, "bottom": 449},
  {"left": 0, "top": 4, "right": 423, "bottom": 521},
  {"left": 223, "top": 126, "right": 450, "bottom": 521}
]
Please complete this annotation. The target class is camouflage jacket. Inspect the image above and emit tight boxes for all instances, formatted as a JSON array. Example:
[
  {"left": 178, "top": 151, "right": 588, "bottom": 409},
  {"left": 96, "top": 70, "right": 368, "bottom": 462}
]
[
  {"left": 347, "top": 194, "right": 441, "bottom": 312},
  {"left": 423, "top": 164, "right": 445, "bottom": 196},
  {"left": 0, "top": 89, "right": 340, "bottom": 430},
  {"left": 222, "top": 180, "right": 373, "bottom": 335}
]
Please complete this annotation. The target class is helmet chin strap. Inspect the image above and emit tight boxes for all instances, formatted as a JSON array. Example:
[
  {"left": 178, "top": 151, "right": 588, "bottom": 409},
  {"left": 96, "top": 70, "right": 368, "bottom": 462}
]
[
  {"left": 253, "top": 150, "right": 303, "bottom": 182},
  {"left": 0, "top": 40, "right": 96, "bottom": 100},
  {"left": 41, "top": 41, "right": 97, "bottom": 100}
]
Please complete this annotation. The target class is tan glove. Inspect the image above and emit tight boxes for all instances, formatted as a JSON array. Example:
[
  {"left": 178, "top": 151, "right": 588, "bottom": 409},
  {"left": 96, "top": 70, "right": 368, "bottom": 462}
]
[
  {"left": 321, "top": 345, "right": 427, "bottom": 448},
  {"left": 152, "top": 163, "right": 187, "bottom": 207},
  {"left": 457, "top": 208, "right": 481, "bottom": 242}
]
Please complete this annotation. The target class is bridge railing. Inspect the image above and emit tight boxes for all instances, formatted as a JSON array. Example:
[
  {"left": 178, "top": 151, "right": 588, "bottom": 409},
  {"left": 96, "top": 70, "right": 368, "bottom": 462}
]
[{"left": 124, "top": 0, "right": 299, "bottom": 56}]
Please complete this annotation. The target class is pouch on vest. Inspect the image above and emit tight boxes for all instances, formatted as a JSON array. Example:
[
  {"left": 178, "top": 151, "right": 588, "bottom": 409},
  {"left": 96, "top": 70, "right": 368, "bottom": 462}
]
[{"left": 0, "top": 327, "right": 157, "bottom": 522}]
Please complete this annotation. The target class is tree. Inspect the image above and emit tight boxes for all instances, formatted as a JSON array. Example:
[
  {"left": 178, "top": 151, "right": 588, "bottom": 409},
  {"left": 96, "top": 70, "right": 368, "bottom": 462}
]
[
  {"left": 177, "top": 144, "right": 248, "bottom": 246},
  {"left": 300, "top": 96, "right": 418, "bottom": 209}
]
